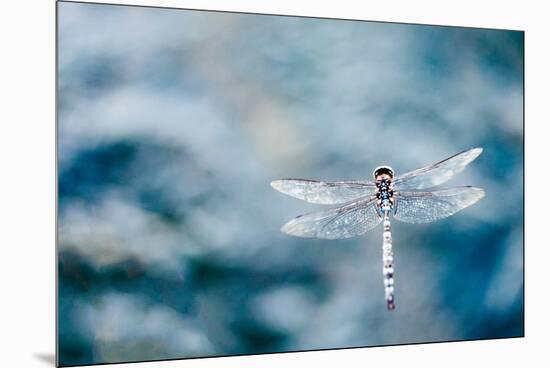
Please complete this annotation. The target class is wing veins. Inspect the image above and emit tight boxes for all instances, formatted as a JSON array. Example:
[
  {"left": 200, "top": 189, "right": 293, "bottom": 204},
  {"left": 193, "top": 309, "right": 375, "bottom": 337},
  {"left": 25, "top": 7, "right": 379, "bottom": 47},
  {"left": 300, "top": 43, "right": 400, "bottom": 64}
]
[
  {"left": 270, "top": 178, "right": 376, "bottom": 205},
  {"left": 393, "top": 147, "right": 483, "bottom": 190},
  {"left": 280, "top": 195, "right": 381, "bottom": 239}
]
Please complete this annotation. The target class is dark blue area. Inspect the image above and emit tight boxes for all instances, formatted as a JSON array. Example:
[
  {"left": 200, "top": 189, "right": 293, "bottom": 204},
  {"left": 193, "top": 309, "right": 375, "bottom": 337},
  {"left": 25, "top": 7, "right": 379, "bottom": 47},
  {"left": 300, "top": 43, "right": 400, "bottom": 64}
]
[
  {"left": 59, "top": 141, "right": 137, "bottom": 205},
  {"left": 418, "top": 27, "right": 523, "bottom": 86}
]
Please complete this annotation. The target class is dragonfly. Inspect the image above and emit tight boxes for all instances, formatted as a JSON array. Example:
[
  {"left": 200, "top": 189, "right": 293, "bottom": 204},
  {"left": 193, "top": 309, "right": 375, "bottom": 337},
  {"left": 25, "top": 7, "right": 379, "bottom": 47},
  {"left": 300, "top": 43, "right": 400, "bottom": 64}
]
[{"left": 270, "top": 147, "right": 485, "bottom": 311}]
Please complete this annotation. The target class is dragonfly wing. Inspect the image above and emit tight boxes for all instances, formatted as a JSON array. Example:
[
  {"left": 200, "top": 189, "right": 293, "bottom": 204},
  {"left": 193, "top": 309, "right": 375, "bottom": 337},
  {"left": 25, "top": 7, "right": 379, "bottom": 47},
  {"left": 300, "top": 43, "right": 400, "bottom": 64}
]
[
  {"left": 394, "top": 187, "right": 485, "bottom": 224},
  {"left": 393, "top": 148, "right": 483, "bottom": 190},
  {"left": 280, "top": 196, "right": 381, "bottom": 239},
  {"left": 271, "top": 179, "right": 376, "bottom": 204}
]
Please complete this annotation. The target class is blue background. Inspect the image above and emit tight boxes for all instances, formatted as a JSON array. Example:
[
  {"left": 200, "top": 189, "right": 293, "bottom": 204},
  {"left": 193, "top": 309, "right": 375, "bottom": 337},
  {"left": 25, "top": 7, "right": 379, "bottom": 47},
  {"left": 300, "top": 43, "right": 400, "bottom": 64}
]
[{"left": 58, "top": 2, "right": 524, "bottom": 365}]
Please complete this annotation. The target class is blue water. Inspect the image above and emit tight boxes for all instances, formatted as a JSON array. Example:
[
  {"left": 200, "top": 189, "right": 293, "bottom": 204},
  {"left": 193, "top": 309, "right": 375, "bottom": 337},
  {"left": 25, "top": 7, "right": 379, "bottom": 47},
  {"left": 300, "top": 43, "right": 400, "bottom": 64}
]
[{"left": 57, "top": 2, "right": 524, "bottom": 365}]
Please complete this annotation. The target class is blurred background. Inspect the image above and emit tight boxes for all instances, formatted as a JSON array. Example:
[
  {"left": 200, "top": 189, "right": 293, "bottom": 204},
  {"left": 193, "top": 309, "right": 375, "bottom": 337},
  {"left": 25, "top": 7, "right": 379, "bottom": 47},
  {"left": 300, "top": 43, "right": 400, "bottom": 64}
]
[{"left": 57, "top": 2, "right": 524, "bottom": 366}]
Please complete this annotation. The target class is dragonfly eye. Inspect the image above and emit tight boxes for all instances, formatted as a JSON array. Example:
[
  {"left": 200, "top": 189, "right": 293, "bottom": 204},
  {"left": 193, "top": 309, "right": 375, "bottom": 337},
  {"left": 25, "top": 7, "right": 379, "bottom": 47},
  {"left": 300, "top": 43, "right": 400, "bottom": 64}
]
[{"left": 373, "top": 166, "right": 395, "bottom": 180}]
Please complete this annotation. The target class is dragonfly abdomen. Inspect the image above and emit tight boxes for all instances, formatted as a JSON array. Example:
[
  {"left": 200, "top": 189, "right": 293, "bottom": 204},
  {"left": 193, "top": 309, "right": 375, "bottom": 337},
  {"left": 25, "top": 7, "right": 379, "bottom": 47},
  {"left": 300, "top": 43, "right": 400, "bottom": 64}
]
[{"left": 382, "top": 214, "right": 395, "bottom": 310}]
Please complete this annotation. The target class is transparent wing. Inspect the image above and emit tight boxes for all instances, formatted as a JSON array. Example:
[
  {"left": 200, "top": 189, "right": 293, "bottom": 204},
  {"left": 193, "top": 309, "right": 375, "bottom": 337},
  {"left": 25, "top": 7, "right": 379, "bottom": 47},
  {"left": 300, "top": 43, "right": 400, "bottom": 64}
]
[
  {"left": 393, "top": 148, "right": 483, "bottom": 190},
  {"left": 394, "top": 187, "right": 485, "bottom": 224},
  {"left": 270, "top": 179, "right": 376, "bottom": 204},
  {"left": 280, "top": 196, "right": 381, "bottom": 239}
]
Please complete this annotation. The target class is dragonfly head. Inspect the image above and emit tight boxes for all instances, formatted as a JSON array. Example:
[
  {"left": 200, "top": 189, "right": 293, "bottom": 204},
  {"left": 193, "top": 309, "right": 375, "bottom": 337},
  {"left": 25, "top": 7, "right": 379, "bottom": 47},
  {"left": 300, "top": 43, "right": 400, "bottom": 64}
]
[{"left": 373, "top": 166, "right": 395, "bottom": 180}]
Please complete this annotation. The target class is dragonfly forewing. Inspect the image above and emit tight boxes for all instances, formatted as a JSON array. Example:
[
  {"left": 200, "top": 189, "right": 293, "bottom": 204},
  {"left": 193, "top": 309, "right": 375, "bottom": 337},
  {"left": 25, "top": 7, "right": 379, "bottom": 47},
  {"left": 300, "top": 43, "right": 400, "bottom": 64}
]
[
  {"left": 393, "top": 186, "right": 485, "bottom": 224},
  {"left": 270, "top": 179, "right": 376, "bottom": 204},
  {"left": 280, "top": 196, "right": 381, "bottom": 239},
  {"left": 393, "top": 147, "right": 483, "bottom": 190}
]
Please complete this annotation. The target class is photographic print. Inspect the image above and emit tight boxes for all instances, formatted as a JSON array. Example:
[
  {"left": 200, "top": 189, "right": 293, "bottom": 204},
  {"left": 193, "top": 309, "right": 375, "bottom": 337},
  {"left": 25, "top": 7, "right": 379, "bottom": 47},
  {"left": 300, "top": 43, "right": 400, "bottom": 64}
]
[{"left": 57, "top": 1, "right": 524, "bottom": 366}]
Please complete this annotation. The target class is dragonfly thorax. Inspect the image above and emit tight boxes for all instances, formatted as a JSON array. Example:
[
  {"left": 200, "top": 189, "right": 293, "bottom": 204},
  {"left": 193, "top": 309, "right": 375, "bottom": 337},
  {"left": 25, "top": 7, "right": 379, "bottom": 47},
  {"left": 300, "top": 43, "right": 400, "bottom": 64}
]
[{"left": 375, "top": 176, "right": 395, "bottom": 212}]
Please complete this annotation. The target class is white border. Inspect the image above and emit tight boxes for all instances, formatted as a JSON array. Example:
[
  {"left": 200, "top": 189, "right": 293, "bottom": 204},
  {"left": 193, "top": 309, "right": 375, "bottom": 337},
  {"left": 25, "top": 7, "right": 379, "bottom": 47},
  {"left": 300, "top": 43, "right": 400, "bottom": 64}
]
[{"left": 1, "top": 1, "right": 548, "bottom": 367}]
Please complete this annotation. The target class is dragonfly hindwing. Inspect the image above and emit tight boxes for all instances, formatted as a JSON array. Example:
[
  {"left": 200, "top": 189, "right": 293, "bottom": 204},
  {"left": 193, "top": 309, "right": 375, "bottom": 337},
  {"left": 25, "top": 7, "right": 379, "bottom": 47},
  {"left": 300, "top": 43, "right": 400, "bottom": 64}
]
[
  {"left": 394, "top": 187, "right": 485, "bottom": 224},
  {"left": 280, "top": 196, "right": 381, "bottom": 239}
]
